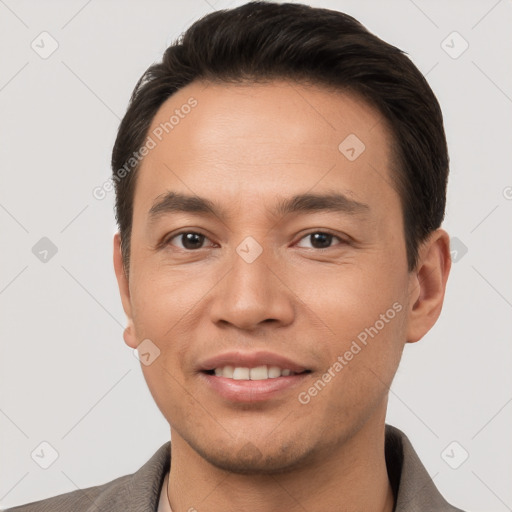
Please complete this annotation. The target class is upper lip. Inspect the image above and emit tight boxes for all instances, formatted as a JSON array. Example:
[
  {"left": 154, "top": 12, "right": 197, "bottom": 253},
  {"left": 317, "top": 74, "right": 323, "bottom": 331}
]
[{"left": 198, "top": 350, "right": 310, "bottom": 373}]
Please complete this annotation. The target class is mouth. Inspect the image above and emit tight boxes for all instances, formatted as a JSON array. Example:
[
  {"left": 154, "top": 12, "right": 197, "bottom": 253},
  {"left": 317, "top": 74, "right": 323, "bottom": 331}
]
[
  {"left": 198, "top": 352, "right": 313, "bottom": 402},
  {"left": 202, "top": 365, "right": 311, "bottom": 380}
]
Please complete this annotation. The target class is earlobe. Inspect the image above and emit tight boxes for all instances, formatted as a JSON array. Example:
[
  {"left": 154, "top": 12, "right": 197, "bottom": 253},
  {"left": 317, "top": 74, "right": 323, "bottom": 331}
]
[
  {"left": 113, "top": 233, "right": 137, "bottom": 348},
  {"left": 405, "top": 229, "right": 452, "bottom": 344},
  {"left": 123, "top": 322, "right": 138, "bottom": 350}
]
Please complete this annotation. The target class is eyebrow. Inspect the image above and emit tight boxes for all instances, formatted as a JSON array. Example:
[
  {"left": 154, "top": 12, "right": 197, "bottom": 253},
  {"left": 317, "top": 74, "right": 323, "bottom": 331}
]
[{"left": 147, "top": 190, "right": 370, "bottom": 224}]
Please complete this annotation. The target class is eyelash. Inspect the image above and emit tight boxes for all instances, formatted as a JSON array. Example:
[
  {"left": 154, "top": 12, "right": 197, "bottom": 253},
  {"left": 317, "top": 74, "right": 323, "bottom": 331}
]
[{"left": 163, "top": 230, "right": 348, "bottom": 251}]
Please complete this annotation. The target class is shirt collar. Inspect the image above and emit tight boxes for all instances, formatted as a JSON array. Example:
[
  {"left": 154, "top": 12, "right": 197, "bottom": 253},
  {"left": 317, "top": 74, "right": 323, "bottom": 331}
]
[{"left": 146, "top": 424, "right": 463, "bottom": 512}]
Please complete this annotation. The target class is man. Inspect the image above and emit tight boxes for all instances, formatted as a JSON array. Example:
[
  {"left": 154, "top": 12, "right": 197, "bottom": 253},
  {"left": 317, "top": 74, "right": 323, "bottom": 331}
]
[{"left": 7, "top": 2, "right": 465, "bottom": 511}]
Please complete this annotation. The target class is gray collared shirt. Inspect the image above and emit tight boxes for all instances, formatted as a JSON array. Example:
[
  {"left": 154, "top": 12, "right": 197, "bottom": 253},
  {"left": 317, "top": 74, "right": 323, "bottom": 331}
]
[
  {"left": 5, "top": 424, "right": 466, "bottom": 511},
  {"left": 385, "top": 424, "right": 465, "bottom": 511}
]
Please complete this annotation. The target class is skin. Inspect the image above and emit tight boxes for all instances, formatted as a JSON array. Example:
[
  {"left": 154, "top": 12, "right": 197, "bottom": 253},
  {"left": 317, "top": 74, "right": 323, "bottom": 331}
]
[{"left": 113, "top": 80, "right": 451, "bottom": 512}]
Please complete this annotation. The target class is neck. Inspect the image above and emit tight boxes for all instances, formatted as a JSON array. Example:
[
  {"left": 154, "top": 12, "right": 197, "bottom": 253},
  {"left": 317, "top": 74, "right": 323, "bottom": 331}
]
[{"left": 167, "top": 413, "right": 394, "bottom": 512}]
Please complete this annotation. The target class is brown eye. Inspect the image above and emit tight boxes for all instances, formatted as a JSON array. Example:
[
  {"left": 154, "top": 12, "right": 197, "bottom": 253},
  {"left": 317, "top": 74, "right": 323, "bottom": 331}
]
[
  {"left": 167, "top": 232, "right": 208, "bottom": 250},
  {"left": 296, "top": 232, "right": 345, "bottom": 250}
]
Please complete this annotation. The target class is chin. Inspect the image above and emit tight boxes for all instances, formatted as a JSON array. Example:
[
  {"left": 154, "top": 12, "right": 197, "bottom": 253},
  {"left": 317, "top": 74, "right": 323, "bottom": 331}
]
[{"left": 193, "top": 438, "right": 317, "bottom": 476}]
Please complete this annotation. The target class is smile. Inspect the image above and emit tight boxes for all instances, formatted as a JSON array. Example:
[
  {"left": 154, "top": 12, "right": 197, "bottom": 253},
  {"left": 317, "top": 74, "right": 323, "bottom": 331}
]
[{"left": 205, "top": 365, "right": 308, "bottom": 380}]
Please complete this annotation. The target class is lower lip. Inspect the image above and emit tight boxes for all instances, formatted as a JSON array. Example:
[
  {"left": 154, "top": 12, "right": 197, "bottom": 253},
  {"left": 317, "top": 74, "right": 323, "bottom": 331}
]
[{"left": 200, "top": 372, "right": 310, "bottom": 402}]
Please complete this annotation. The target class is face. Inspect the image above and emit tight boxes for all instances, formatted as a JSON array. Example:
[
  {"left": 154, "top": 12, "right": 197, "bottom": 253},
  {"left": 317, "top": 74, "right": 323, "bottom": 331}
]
[{"left": 114, "top": 80, "right": 445, "bottom": 474}]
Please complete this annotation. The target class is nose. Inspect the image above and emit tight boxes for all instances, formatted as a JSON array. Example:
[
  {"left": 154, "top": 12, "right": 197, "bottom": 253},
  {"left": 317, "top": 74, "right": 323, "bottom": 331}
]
[{"left": 209, "top": 245, "right": 295, "bottom": 331}]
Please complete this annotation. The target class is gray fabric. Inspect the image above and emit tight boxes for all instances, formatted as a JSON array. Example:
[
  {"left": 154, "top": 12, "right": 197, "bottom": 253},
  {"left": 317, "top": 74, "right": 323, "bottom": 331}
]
[
  {"left": 385, "top": 425, "right": 465, "bottom": 511},
  {"left": 4, "top": 444, "right": 170, "bottom": 512},
  {"left": 5, "top": 425, "right": 466, "bottom": 511}
]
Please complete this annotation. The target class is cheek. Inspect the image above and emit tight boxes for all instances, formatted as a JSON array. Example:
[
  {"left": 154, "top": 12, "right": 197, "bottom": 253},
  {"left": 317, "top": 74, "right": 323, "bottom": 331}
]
[
  {"left": 292, "top": 260, "right": 407, "bottom": 389},
  {"left": 294, "top": 258, "right": 403, "bottom": 334},
  {"left": 129, "top": 262, "right": 209, "bottom": 336},
  {"left": 140, "top": 361, "right": 195, "bottom": 429},
  {"left": 297, "top": 299, "right": 406, "bottom": 430},
  {"left": 129, "top": 267, "right": 217, "bottom": 382}
]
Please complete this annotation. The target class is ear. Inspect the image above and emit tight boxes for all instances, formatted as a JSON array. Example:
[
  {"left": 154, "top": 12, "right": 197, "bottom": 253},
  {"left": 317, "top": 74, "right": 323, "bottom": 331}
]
[
  {"left": 405, "top": 228, "right": 452, "bottom": 344},
  {"left": 113, "top": 232, "right": 138, "bottom": 349}
]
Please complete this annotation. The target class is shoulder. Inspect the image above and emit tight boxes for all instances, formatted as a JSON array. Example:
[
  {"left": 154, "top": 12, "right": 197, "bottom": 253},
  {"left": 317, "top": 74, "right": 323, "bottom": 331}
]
[
  {"left": 3, "top": 473, "right": 131, "bottom": 512},
  {"left": 3, "top": 441, "right": 171, "bottom": 512},
  {"left": 385, "top": 425, "right": 467, "bottom": 512}
]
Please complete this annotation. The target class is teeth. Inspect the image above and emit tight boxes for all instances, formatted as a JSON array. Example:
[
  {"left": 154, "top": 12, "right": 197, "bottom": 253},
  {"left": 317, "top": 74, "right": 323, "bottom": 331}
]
[
  {"left": 222, "top": 365, "right": 234, "bottom": 378},
  {"left": 233, "top": 367, "right": 250, "bottom": 380},
  {"left": 250, "top": 365, "right": 268, "bottom": 380},
  {"left": 268, "top": 366, "right": 281, "bottom": 378},
  {"left": 211, "top": 365, "right": 298, "bottom": 380}
]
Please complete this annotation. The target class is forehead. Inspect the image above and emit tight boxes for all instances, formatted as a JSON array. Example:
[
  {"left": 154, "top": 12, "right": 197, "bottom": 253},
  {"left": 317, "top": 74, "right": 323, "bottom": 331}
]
[{"left": 133, "top": 80, "right": 398, "bottom": 223}]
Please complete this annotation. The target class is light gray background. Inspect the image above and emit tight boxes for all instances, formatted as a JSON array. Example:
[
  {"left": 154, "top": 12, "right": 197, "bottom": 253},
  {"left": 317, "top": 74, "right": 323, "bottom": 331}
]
[{"left": 1, "top": 0, "right": 511, "bottom": 510}]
